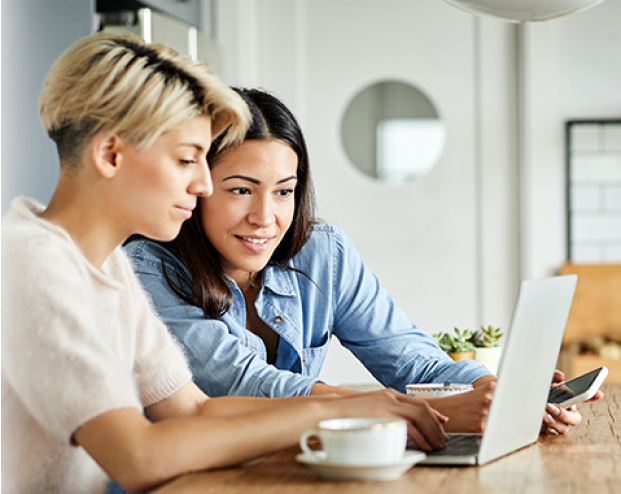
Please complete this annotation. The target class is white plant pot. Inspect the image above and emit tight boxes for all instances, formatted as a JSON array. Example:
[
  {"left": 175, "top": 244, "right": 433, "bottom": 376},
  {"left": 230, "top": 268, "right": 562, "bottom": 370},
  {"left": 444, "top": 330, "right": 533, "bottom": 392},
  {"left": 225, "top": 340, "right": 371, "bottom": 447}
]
[{"left": 475, "top": 347, "right": 503, "bottom": 375}]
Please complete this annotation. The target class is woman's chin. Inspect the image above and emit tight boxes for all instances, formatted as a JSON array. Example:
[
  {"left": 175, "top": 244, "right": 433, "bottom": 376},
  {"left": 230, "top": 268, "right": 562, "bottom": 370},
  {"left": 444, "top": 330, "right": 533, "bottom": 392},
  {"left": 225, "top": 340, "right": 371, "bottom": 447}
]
[{"left": 139, "top": 226, "right": 182, "bottom": 243}]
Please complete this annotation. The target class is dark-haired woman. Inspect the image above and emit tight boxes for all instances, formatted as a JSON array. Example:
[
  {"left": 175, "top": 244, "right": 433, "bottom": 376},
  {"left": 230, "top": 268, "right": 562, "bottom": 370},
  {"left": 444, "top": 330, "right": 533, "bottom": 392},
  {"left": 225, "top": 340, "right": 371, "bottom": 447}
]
[{"left": 125, "top": 88, "right": 583, "bottom": 435}]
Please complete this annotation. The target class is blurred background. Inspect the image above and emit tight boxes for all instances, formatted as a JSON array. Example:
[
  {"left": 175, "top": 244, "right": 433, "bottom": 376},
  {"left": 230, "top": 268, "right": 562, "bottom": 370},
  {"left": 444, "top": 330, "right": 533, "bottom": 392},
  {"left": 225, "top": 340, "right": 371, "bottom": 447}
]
[{"left": 3, "top": 0, "right": 620, "bottom": 385}]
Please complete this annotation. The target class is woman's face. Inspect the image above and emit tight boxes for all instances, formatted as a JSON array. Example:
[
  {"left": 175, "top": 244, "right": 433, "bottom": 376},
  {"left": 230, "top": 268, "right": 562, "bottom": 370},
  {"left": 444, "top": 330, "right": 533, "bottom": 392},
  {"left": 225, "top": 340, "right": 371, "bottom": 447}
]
[
  {"left": 113, "top": 115, "right": 213, "bottom": 242},
  {"left": 200, "top": 139, "right": 298, "bottom": 288}
]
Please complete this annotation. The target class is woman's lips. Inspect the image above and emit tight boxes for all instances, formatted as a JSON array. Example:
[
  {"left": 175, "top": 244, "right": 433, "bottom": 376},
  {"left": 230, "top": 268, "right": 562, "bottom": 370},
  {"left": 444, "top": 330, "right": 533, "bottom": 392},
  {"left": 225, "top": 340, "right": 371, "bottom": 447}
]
[
  {"left": 236, "top": 235, "right": 273, "bottom": 253},
  {"left": 174, "top": 206, "right": 194, "bottom": 219}
]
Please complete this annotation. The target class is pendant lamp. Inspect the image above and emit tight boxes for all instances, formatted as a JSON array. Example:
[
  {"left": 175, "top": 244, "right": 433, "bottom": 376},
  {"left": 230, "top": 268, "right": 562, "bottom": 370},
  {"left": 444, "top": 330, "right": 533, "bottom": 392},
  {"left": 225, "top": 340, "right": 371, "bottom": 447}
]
[{"left": 444, "top": 0, "right": 606, "bottom": 22}]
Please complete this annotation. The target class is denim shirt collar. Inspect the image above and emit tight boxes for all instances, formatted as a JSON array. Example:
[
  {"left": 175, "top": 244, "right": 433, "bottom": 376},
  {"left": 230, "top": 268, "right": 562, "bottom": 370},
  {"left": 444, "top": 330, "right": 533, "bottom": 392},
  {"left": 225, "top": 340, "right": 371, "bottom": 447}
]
[
  {"left": 223, "top": 265, "right": 296, "bottom": 297},
  {"left": 261, "top": 265, "right": 296, "bottom": 297}
]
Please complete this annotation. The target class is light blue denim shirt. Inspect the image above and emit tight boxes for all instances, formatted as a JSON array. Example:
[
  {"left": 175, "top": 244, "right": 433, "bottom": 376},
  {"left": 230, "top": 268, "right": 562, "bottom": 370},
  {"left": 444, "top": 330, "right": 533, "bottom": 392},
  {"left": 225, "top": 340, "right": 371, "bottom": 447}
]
[{"left": 124, "top": 224, "right": 492, "bottom": 398}]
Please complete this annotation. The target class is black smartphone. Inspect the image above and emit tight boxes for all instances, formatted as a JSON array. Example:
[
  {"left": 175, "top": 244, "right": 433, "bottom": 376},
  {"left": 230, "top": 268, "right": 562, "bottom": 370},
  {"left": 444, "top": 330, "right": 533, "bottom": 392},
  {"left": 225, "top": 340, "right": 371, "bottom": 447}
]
[{"left": 548, "top": 366, "right": 608, "bottom": 407}]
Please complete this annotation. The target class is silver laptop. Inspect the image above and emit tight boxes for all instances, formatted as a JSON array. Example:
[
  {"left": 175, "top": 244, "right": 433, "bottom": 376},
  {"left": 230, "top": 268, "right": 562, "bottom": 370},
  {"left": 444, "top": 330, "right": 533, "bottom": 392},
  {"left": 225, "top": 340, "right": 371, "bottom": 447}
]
[{"left": 415, "top": 275, "right": 577, "bottom": 466}]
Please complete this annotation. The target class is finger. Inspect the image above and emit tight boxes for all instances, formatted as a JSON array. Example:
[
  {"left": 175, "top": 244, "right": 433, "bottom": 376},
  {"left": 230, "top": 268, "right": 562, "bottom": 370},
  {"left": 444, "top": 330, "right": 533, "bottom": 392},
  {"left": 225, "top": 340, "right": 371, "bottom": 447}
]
[
  {"left": 549, "top": 418, "right": 570, "bottom": 434},
  {"left": 542, "top": 413, "right": 568, "bottom": 434},
  {"left": 407, "top": 405, "right": 447, "bottom": 449},
  {"left": 398, "top": 394, "right": 449, "bottom": 426},
  {"left": 412, "top": 423, "right": 446, "bottom": 451},
  {"left": 541, "top": 417, "right": 558, "bottom": 434},
  {"left": 480, "top": 381, "right": 497, "bottom": 396},
  {"left": 556, "top": 405, "right": 582, "bottom": 427},
  {"left": 542, "top": 411, "right": 555, "bottom": 432},
  {"left": 406, "top": 422, "right": 433, "bottom": 452},
  {"left": 432, "top": 408, "right": 449, "bottom": 424},
  {"left": 545, "top": 404, "right": 579, "bottom": 433},
  {"left": 551, "top": 369, "right": 565, "bottom": 384},
  {"left": 547, "top": 403, "right": 581, "bottom": 426},
  {"left": 385, "top": 393, "right": 447, "bottom": 447}
]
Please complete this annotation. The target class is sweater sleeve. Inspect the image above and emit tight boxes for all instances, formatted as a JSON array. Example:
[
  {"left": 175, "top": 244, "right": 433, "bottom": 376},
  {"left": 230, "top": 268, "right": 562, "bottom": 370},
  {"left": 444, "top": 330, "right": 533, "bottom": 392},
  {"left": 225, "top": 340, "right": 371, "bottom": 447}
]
[
  {"left": 2, "top": 238, "right": 142, "bottom": 444},
  {"left": 119, "top": 254, "right": 193, "bottom": 407}
]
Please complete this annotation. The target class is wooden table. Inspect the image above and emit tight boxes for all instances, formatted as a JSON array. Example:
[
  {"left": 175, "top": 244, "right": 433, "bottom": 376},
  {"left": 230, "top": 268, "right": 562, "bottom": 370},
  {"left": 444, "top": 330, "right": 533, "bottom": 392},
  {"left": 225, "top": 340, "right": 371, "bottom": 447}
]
[{"left": 153, "top": 384, "right": 621, "bottom": 494}]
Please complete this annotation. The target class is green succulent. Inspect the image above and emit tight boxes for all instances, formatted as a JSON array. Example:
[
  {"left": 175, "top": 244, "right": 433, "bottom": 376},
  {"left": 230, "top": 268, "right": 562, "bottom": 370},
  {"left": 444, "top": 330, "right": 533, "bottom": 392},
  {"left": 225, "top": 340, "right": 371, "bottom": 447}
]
[
  {"left": 467, "top": 329, "right": 485, "bottom": 348},
  {"left": 433, "top": 328, "right": 476, "bottom": 353},
  {"left": 479, "top": 325, "right": 503, "bottom": 348}
]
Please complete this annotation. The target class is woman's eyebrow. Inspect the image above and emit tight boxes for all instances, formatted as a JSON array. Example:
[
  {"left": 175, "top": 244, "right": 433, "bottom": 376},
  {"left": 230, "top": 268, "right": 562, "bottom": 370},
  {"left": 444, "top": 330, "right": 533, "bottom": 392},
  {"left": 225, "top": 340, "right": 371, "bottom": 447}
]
[
  {"left": 178, "top": 143, "right": 208, "bottom": 152},
  {"left": 277, "top": 175, "right": 298, "bottom": 184},
  {"left": 222, "top": 175, "right": 260, "bottom": 184},
  {"left": 222, "top": 175, "right": 298, "bottom": 184}
]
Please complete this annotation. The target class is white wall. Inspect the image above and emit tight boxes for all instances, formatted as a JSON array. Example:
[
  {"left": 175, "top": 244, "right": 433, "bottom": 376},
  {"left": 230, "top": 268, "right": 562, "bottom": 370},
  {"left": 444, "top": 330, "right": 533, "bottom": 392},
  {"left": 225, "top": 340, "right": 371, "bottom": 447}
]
[
  {"left": 558, "top": 2, "right": 621, "bottom": 120},
  {"left": 520, "top": 0, "right": 621, "bottom": 281},
  {"left": 1, "top": 0, "right": 95, "bottom": 214}
]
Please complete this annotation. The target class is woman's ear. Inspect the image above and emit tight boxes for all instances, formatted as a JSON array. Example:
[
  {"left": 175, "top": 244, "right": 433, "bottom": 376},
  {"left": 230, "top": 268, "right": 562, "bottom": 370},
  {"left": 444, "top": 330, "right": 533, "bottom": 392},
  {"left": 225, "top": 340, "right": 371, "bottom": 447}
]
[{"left": 91, "top": 132, "right": 122, "bottom": 179}]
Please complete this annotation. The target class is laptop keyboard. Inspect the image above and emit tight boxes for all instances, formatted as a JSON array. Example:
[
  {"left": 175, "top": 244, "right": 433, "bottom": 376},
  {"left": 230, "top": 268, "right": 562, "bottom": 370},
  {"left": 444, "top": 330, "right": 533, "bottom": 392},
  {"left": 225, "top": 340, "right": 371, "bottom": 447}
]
[
  {"left": 432, "top": 434, "right": 482, "bottom": 456},
  {"left": 408, "top": 434, "right": 482, "bottom": 457}
]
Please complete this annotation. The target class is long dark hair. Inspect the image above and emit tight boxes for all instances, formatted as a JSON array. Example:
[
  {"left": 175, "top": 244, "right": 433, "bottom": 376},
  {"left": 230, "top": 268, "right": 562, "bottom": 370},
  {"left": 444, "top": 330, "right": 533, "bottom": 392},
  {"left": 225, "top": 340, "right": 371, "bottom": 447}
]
[{"left": 163, "top": 87, "right": 317, "bottom": 318}]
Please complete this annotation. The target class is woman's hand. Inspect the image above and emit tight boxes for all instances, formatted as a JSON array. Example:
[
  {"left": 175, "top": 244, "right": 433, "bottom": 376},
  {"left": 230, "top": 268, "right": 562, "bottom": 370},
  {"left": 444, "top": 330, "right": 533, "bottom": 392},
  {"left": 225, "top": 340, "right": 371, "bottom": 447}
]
[
  {"left": 424, "top": 380, "right": 496, "bottom": 433},
  {"left": 330, "top": 389, "right": 448, "bottom": 452},
  {"left": 540, "top": 369, "right": 603, "bottom": 434},
  {"left": 541, "top": 402, "right": 581, "bottom": 434}
]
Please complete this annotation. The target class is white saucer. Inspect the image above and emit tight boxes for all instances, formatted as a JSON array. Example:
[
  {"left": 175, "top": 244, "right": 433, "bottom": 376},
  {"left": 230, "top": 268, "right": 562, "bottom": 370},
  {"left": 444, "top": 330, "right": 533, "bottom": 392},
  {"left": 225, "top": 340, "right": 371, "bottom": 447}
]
[{"left": 295, "top": 450, "right": 427, "bottom": 481}]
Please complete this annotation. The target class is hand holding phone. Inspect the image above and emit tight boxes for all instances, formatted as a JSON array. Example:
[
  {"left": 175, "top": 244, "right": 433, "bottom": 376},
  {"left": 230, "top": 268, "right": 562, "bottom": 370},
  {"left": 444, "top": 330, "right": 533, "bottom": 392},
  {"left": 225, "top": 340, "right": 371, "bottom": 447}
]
[{"left": 548, "top": 366, "right": 608, "bottom": 408}]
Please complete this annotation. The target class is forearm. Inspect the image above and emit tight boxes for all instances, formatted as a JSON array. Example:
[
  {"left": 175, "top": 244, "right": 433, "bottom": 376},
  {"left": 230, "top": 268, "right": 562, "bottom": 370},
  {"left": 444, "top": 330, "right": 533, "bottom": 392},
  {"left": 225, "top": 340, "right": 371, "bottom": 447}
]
[
  {"left": 309, "top": 382, "right": 360, "bottom": 396},
  {"left": 198, "top": 394, "right": 329, "bottom": 417},
  {"left": 77, "top": 401, "right": 334, "bottom": 493},
  {"left": 197, "top": 386, "right": 365, "bottom": 417},
  {"left": 78, "top": 389, "right": 450, "bottom": 493},
  {"left": 473, "top": 375, "right": 497, "bottom": 388},
  {"left": 148, "top": 401, "right": 333, "bottom": 477}
]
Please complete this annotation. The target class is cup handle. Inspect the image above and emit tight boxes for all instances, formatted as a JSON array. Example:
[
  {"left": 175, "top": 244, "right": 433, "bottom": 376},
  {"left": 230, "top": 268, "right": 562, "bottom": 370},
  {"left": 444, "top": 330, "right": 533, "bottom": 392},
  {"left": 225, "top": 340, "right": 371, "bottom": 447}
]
[{"left": 299, "top": 429, "right": 323, "bottom": 460}]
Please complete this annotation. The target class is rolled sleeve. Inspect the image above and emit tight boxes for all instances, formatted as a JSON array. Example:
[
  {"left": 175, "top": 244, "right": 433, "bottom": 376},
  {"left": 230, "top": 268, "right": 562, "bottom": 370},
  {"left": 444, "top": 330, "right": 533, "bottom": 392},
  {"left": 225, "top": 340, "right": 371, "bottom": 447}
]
[{"left": 329, "top": 227, "right": 493, "bottom": 392}]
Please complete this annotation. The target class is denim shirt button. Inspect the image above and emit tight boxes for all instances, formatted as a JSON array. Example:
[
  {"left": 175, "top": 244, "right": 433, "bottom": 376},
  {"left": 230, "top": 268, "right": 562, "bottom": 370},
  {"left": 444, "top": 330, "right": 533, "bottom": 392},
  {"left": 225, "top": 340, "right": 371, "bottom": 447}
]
[
  {"left": 302, "top": 359, "right": 306, "bottom": 367},
  {"left": 274, "top": 316, "right": 283, "bottom": 324}
]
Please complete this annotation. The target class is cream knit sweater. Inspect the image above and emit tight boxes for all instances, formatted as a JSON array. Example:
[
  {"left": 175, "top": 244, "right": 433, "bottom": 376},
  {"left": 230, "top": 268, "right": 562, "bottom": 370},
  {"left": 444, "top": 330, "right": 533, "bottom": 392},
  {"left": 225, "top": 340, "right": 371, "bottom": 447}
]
[{"left": 1, "top": 197, "right": 192, "bottom": 494}]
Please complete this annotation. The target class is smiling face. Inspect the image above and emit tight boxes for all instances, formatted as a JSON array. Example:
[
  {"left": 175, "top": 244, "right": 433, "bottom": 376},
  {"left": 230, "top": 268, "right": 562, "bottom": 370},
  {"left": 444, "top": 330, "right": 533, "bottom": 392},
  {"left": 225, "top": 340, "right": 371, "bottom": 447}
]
[
  {"left": 199, "top": 139, "right": 298, "bottom": 288},
  {"left": 115, "top": 115, "right": 213, "bottom": 242}
]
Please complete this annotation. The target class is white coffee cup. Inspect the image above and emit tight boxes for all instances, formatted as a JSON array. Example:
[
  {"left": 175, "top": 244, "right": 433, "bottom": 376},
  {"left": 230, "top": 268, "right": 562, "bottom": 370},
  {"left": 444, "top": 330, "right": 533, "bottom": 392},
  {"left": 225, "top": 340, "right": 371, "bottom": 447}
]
[{"left": 299, "top": 418, "right": 407, "bottom": 466}]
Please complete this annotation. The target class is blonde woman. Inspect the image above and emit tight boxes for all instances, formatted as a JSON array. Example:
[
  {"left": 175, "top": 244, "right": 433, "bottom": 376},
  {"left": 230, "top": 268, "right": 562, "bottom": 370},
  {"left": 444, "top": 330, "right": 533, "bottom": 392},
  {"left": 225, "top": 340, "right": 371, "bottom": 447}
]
[{"left": 1, "top": 32, "right": 447, "bottom": 494}]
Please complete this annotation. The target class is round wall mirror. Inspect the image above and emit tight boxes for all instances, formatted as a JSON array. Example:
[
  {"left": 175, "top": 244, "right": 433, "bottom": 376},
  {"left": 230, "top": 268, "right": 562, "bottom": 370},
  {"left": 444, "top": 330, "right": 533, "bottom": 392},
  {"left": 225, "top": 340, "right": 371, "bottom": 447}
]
[{"left": 340, "top": 80, "right": 446, "bottom": 184}]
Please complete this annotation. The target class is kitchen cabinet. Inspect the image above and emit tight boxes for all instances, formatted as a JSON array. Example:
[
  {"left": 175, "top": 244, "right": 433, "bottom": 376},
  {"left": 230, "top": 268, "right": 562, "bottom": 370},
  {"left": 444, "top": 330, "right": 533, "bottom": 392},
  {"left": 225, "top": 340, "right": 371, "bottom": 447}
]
[{"left": 97, "top": 0, "right": 201, "bottom": 27}]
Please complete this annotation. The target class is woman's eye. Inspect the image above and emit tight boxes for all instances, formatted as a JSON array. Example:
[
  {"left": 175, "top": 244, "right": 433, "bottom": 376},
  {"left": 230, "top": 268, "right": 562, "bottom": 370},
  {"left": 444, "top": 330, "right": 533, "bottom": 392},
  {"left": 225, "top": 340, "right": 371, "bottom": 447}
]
[
  {"left": 231, "top": 187, "right": 251, "bottom": 195},
  {"left": 180, "top": 159, "right": 197, "bottom": 166},
  {"left": 277, "top": 188, "right": 294, "bottom": 197}
]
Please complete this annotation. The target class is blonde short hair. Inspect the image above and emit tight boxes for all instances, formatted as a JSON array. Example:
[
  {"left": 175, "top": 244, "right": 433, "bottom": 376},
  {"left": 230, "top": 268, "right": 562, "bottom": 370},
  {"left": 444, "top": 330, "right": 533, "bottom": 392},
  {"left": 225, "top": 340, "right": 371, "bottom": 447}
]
[{"left": 39, "top": 31, "right": 250, "bottom": 168}]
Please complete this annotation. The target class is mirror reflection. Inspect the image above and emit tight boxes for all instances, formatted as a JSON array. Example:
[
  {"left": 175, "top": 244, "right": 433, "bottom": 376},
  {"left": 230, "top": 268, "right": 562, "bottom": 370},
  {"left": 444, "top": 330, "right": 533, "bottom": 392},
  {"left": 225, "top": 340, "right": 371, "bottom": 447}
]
[{"left": 340, "top": 80, "right": 446, "bottom": 184}]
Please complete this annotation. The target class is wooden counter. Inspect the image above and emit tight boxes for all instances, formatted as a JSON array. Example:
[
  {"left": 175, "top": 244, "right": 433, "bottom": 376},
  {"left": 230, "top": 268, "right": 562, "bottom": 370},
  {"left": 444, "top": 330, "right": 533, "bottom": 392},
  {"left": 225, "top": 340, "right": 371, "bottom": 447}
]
[{"left": 153, "top": 384, "right": 621, "bottom": 494}]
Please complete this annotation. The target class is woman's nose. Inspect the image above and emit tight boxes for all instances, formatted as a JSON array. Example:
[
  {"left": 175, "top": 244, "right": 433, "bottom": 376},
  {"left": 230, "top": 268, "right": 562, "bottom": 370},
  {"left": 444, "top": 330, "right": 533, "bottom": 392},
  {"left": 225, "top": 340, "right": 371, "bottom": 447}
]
[
  {"left": 189, "top": 159, "right": 213, "bottom": 197},
  {"left": 248, "top": 197, "right": 275, "bottom": 227}
]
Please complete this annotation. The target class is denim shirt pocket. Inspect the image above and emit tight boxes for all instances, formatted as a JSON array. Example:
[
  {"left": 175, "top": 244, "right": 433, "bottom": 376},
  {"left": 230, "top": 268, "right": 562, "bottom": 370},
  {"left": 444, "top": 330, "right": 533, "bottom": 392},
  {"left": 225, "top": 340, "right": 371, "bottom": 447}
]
[{"left": 300, "top": 334, "right": 331, "bottom": 378}]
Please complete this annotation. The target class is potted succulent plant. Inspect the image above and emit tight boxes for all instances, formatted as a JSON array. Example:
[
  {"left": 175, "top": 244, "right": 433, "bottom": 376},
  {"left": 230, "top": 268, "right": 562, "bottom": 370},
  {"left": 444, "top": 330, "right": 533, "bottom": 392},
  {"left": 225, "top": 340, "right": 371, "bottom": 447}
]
[
  {"left": 432, "top": 328, "right": 477, "bottom": 362},
  {"left": 433, "top": 326, "right": 504, "bottom": 372},
  {"left": 471, "top": 325, "right": 504, "bottom": 375}
]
